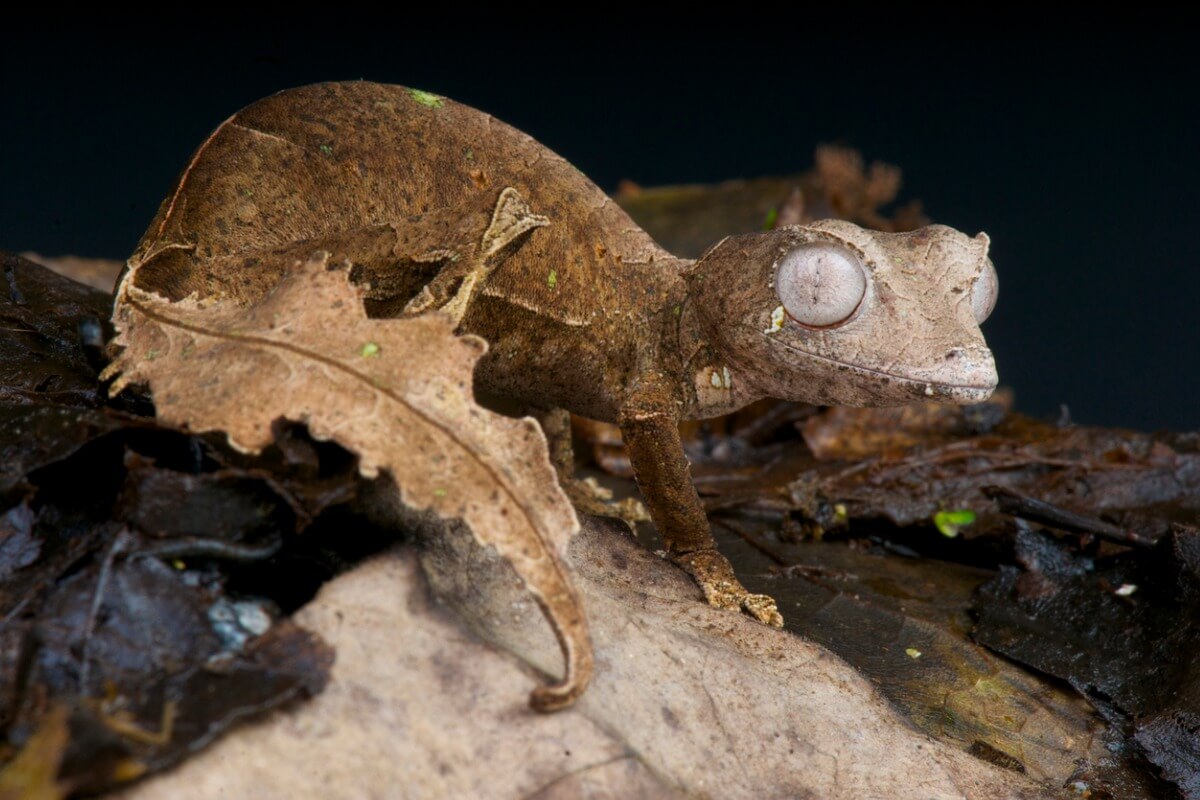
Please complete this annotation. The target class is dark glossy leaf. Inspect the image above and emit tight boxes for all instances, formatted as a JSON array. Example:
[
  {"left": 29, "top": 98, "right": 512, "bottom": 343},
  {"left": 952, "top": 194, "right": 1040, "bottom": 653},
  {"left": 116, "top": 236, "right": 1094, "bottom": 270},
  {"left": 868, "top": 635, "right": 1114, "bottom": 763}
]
[
  {"left": 974, "top": 528, "right": 1200, "bottom": 798},
  {"left": 0, "top": 252, "right": 109, "bottom": 409}
]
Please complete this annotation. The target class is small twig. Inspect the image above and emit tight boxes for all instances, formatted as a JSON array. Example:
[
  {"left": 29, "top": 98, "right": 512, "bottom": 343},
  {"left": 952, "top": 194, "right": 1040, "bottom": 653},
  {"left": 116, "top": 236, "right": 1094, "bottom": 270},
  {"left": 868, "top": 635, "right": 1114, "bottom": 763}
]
[
  {"left": 1, "top": 595, "right": 31, "bottom": 626},
  {"left": 95, "top": 699, "right": 178, "bottom": 746},
  {"left": 829, "top": 446, "right": 1142, "bottom": 486},
  {"left": 983, "top": 486, "right": 1157, "bottom": 548},
  {"left": 78, "top": 529, "right": 132, "bottom": 692},
  {"left": 131, "top": 534, "right": 283, "bottom": 563}
]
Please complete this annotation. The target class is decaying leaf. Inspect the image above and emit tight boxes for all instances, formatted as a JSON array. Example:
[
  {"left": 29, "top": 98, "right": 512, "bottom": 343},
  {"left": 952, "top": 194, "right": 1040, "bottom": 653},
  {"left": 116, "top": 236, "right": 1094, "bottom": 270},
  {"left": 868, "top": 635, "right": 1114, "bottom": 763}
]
[
  {"left": 616, "top": 145, "right": 928, "bottom": 259},
  {"left": 812, "top": 144, "right": 928, "bottom": 232},
  {"left": 104, "top": 255, "right": 591, "bottom": 710},
  {"left": 18, "top": 253, "right": 124, "bottom": 294},
  {"left": 0, "top": 289, "right": 339, "bottom": 796},
  {"left": 801, "top": 391, "right": 1013, "bottom": 460},
  {"left": 974, "top": 526, "right": 1200, "bottom": 797},
  {"left": 0, "top": 252, "right": 110, "bottom": 410},
  {"left": 703, "top": 510, "right": 1116, "bottom": 787}
]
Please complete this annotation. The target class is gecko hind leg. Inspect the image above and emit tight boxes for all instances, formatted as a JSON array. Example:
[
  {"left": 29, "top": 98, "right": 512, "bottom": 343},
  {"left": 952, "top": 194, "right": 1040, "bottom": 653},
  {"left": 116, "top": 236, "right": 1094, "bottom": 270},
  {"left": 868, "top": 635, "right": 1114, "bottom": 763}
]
[
  {"left": 536, "top": 408, "right": 649, "bottom": 529},
  {"left": 402, "top": 263, "right": 488, "bottom": 327},
  {"left": 403, "top": 187, "right": 550, "bottom": 328}
]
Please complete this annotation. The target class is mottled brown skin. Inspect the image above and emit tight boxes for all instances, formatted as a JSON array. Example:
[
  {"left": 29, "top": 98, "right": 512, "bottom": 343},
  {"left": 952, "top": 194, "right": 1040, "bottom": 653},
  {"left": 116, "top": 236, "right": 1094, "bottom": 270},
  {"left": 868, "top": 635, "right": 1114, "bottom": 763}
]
[{"left": 127, "top": 81, "right": 998, "bottom": 630}]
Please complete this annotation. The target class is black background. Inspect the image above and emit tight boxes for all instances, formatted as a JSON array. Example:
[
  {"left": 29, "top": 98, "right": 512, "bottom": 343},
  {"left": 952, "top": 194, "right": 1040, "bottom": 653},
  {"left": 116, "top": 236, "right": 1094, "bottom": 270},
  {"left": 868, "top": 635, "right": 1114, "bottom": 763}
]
[{"left": 3, "top": 18, "right": 1197, "bottom": 431}]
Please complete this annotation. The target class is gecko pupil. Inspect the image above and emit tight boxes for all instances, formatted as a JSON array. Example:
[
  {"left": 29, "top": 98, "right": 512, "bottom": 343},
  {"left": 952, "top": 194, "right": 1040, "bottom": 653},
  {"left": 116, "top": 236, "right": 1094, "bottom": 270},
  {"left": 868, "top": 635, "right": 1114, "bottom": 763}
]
[{"left": 776, "top": 243, "right": 866, "bottom": 328}]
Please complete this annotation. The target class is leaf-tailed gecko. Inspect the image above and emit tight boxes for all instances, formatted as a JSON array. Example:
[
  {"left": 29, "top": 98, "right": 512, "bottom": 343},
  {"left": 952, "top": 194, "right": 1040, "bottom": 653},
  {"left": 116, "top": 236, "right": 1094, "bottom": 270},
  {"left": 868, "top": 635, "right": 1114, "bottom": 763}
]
[{"left": 120, "top": 82, "right": 998, "bottom": 629}]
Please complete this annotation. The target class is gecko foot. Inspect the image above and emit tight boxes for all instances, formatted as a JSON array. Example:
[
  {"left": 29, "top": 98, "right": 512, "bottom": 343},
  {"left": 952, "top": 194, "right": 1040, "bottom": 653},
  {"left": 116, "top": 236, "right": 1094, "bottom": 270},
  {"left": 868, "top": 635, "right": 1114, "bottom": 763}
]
[
  {"left": 672, "top": 548, "right": 784, "bottom": 628},
  {"left": 563, "top": 476, "right": 650, "bottom": 528}
]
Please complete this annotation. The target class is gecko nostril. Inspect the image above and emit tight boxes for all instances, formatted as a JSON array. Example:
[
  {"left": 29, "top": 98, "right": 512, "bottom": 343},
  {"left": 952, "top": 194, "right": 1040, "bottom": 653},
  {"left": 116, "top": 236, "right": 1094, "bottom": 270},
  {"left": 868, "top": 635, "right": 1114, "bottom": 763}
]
[{"left": 945, "top": 349, "right": 962, "bottom": 361}]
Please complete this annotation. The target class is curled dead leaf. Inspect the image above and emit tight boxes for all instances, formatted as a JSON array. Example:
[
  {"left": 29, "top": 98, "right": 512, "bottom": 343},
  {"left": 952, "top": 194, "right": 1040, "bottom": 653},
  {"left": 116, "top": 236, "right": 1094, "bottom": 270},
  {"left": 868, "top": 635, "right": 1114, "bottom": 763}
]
[{"left": 104, "top": 253, "right": 592, "bottom": 710}]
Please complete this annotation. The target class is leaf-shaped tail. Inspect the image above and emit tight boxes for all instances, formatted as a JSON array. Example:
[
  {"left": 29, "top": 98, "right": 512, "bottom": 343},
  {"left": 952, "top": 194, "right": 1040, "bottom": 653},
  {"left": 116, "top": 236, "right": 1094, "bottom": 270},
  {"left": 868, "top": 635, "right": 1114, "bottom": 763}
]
[
  {"left": 105, "top": 254, "right": 593, "bottom": 710},
  {"left": 528, "top": 574, "right": 592, "bottom": 711}
]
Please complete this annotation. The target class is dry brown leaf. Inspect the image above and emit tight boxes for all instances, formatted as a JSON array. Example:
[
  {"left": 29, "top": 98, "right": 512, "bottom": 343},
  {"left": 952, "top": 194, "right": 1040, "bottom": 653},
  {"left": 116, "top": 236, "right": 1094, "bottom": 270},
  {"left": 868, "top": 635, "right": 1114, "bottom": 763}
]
[
  {"left": 813, "top": 144, "right": 928, "bottom": 232},
  {"left": 801, "top": 391, "right": 1014, "bottom": 460},
  {"left": 103, "top": 253, "right": 591, "bottom": 710},
  {"left": 19, "top": 252, "right": 124, "bottom": 293}
]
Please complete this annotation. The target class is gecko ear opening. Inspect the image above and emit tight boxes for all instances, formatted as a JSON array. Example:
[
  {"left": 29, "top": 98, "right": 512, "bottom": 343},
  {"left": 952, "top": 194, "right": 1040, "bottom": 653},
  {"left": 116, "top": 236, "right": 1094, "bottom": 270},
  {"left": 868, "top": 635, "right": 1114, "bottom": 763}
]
[{"left": 776, "top": 243, "right": 867, "bottom": 328}]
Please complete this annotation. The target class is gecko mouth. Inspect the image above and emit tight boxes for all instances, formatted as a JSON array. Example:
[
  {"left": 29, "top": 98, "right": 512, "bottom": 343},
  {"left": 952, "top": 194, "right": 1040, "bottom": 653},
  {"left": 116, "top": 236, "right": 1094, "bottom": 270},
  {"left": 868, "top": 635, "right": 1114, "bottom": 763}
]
[{"left": 764, "top": 335, "right": 997, "bottom": 400}]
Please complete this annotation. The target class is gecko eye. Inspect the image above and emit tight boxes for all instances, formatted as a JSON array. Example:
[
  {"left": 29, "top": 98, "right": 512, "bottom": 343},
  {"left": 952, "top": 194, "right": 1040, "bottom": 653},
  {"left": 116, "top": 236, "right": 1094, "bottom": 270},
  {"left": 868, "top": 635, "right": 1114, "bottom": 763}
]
[
  {"left": 776, "top": 243, "right": 867, "bottom": 327},
  {"left": 971, "top": 259, "right": 999, "bottom": 324}
]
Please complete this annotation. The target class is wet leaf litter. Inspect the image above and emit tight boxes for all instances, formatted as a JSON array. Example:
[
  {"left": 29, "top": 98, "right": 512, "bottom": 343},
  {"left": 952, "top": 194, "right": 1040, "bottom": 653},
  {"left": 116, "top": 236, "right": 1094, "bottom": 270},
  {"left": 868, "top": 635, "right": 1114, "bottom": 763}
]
[
  {"left": 0, "top": 128, "right": 1194, "bottom": 799},
  {"left": 0, "top": 254, "right": 335, "bottom": 797}
]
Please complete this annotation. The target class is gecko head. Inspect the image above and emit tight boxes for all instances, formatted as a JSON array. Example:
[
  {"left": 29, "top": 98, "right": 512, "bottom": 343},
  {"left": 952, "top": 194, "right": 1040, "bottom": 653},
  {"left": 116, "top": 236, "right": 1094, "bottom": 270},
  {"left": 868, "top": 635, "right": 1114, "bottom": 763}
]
[{"left": 682, "top": 220, "right": 998, "bottom": 406}]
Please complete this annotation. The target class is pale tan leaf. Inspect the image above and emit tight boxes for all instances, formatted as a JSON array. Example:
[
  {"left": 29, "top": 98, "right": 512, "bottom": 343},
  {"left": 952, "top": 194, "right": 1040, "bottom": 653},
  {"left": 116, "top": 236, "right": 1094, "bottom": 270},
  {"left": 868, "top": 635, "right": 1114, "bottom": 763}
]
[
  {"left": 114, "top": 522, "right": 1048, "bottom": 800},
  {"left": 104, "top": 252, "right": 591, "bottom": 710}
]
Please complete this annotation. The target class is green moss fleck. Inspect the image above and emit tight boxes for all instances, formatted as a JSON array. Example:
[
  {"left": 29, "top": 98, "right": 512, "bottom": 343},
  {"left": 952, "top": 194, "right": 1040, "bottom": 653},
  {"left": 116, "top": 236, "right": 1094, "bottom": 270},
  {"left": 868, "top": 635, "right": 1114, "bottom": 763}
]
[
  {"left": 319, "top": 144, "right": 333, "bottom": 156},
  {"left": 763, "top": 207, "right": 779, "bottom": 231},
  {"left": 434, "top": 488, "right": 447, "bottom": 497},
  {"left": 241, "top": 188, "right": 254, "bottom": 198},
  {"left": 407, "top": 88, "right": 444, "bottom": 108},
  {"left": 905, "top": 647, "right": 922, "bottom": 659},
  {"left": 360, "top": 342, "right": 381, "bottom": 358},
  {"left": 934, "top": 509, "right": 976, "bottom": 538},
  {"left": 464, "top": 148, "right": 475, "bottom": 161},
  {"left": 145, "top": 348, "right": 161, "bottom": 361},
  {"left": 673, "top": 304, "right": 682, "bottom": 317},
  {"left": 547, "top": 270, "right": 558, "bottom": 289}
]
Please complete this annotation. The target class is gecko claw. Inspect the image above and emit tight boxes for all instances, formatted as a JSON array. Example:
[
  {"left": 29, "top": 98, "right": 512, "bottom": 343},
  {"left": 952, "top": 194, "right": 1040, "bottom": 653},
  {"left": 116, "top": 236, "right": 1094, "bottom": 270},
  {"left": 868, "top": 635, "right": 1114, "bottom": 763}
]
[
  {"left": 740, "top": 593, "right": 784, "bottom": 628},
  {"left": 674, "top": 548, "right": 784, "bottom": 628}
]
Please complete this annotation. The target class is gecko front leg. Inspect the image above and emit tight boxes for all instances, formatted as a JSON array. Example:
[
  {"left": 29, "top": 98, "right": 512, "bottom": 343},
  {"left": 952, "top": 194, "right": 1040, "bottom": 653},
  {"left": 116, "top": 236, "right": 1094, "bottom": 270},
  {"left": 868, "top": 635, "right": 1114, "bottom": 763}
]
[{"left": 618, "top": 374, "right": 783, "bottom": 628}]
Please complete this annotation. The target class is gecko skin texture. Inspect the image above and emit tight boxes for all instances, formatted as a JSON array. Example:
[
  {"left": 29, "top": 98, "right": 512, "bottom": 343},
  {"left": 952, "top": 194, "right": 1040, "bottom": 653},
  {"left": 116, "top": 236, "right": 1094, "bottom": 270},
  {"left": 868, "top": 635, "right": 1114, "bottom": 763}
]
[{"left": 124, "top": 81, "right": 999, "bottom": 631}]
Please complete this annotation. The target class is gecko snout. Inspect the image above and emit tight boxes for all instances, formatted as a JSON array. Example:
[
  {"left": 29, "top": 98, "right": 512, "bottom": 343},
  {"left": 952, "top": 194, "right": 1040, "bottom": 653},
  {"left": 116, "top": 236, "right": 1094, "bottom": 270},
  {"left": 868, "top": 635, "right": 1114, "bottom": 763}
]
[{"left": 929, "top": 345, "right": 999, "bottom": 402}]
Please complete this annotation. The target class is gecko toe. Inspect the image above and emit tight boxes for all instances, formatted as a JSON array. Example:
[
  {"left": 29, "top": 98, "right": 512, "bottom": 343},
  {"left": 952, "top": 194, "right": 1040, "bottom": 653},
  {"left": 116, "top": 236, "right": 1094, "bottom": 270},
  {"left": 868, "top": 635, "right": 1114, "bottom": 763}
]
[
  {"left": 742, "top": 593, "right": 784, "bottom": 628},
  {"left": 675, "top": 549, "right": 785, "bottom": 627}
]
